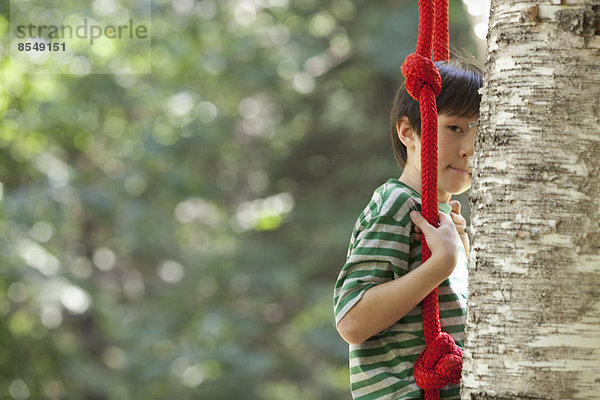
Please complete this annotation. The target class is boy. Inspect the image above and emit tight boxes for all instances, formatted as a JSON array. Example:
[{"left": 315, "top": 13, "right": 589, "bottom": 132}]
[{"left": 333, "top": 59, "right": 483, "bottom": 399}]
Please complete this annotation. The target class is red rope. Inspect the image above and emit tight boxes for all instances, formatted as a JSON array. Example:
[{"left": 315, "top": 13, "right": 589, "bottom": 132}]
[{"left": 401, "top": 0, "right": 462, "bottom": 398}]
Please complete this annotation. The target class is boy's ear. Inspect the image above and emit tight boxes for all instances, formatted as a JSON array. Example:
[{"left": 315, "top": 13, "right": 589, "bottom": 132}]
[{"left": 396, "top": 116, "right": 418, "bottom": 148}]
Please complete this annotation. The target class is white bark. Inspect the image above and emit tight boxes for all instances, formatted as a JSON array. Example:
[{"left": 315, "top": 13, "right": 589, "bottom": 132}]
[{"left": 461, "top": 1, "right": 600, "bottom": 399}]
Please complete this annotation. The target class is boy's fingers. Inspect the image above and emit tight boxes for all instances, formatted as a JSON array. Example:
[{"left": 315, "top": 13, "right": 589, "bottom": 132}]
[
  {"left": 450, "top": 200, "right": 461, "bottom": 214},
  {"left": 438, "top": 211, "right": 454, "bottom": 227},
  {"left": 409, "top": 211, "right": 434, "bottom": 235},
  {"left": 448, "top": 212, "right": 467, "bottom": 234},
  {"left": 450, "top": 212, "right": 465, "bottom": 225}
]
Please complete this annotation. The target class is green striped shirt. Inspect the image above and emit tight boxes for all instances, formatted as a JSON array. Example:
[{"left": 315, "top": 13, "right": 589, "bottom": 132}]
[{"left": 334, "top": 179, "right": 469, "bottom": 400}]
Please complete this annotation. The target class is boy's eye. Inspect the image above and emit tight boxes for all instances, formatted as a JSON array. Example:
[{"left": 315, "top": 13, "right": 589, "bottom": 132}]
[{"left": 448, "top": 125, "right": 463, "bottom": 133}]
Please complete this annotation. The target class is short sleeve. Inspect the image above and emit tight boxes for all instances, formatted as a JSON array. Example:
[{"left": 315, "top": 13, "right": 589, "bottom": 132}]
[{"left": 333, "top": 214, "right": 411, "bottom": 326}]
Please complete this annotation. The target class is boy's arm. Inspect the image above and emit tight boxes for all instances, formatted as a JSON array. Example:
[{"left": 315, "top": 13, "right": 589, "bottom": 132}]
[
  {"left": 336, "top": 211, "right": 459, "bottom": 345},
  {"left": 336, "top": 253, "right": 455, "bottom": 345}
]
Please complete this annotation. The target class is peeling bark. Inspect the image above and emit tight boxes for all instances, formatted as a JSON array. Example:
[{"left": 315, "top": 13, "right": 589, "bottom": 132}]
[{"left": 461, "top": 0, "right": 600, "bottom": 399}]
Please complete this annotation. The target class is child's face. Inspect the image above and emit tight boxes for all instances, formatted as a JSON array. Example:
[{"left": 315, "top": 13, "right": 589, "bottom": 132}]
[{"left": 414, "top": 113, "right": 477, "bottom": 201}]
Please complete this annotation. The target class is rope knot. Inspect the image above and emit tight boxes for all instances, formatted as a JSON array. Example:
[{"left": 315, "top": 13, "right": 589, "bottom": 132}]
[
  {"left": 413, "top": 332, "right": 463, "bottom": 390},
  {"left": 401, "top": 53, "right": 442, "bottom": 101}
]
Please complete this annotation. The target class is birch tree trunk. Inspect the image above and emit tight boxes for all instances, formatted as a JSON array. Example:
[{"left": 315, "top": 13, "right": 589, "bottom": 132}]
[{"left": 461, "top": 1, "right": 600, "bottom": 399}]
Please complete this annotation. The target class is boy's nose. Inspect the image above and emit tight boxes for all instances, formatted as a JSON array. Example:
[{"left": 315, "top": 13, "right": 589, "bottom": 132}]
[
  {"left": 461, "top": 145, "right": 474, "bottom": 159},
  {"left": 461, "top": 136, "right": 475, "bottom": 159}
]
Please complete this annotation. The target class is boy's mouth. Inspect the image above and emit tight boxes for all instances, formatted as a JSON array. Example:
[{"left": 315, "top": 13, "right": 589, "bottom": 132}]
[{"left": 449, "top": 166, "right": 472, "bottom": 175}]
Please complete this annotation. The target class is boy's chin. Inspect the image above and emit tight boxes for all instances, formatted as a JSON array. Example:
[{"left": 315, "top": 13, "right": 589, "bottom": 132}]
[{"left": 442, "top": 182, "right": 471, "bottom": 196}]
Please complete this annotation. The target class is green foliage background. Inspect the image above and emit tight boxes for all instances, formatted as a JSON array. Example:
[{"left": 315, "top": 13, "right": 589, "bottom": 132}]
[{"left": 0, "top": 1, "right": 478, "bottom": 399}]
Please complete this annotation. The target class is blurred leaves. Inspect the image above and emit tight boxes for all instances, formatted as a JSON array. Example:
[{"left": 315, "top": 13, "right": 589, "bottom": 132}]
[{"left": 0, "top": 0, "right": 477, "bottom": 399}]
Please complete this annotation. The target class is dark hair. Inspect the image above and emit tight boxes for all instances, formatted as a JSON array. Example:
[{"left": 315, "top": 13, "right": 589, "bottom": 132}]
[{"left": 390, "top": 58, "right": 483, "bottom": 167}]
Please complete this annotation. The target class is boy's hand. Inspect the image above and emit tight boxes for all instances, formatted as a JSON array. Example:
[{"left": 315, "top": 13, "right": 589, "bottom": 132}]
[
  {"left": 449, "top": 200, "right": 470, "bottom": 260},
  {"left": 412, "top": 202, "right": 470, "bottom": 260},
  {"left": 409, "top": 211, "right": 459, "bottom": 275}
]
